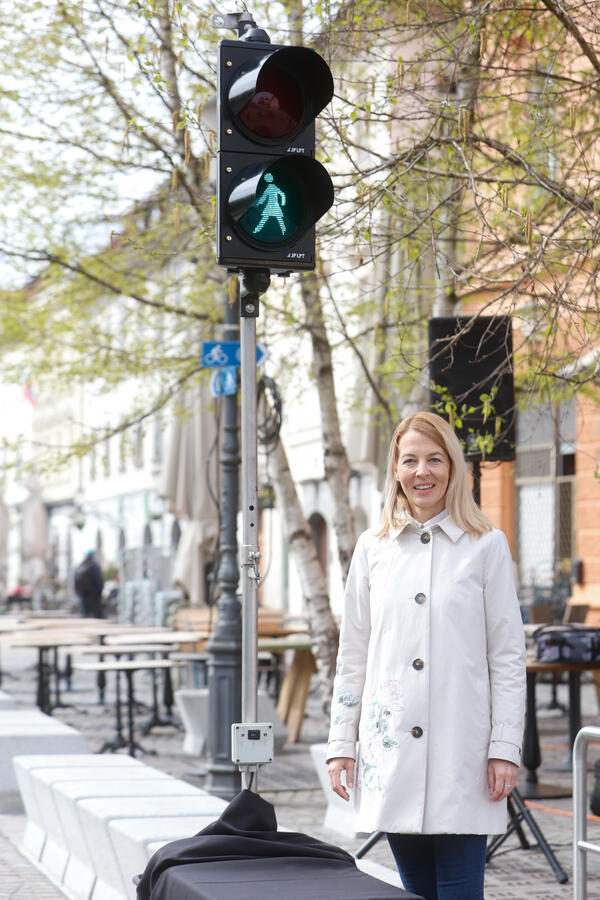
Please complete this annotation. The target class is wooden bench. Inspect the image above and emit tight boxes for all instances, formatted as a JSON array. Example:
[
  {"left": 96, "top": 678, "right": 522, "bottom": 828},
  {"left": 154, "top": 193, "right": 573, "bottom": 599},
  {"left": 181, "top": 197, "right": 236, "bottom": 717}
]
[{"left": 172, "top": 605, "right": 298, "bottom": 638}]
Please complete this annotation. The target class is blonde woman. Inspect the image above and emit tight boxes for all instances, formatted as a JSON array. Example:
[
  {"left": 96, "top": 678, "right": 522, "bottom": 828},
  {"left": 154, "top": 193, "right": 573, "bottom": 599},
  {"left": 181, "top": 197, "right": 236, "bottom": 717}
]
[{"left": 327, "top": 411, "right": 526, "bottom": 900}]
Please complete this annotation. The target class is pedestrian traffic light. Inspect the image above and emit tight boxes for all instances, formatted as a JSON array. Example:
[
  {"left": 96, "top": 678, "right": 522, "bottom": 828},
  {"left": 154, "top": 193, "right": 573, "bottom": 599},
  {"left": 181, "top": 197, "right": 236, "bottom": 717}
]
[{"left": 216, "top": 38, "right": 334, "bottom": 274}]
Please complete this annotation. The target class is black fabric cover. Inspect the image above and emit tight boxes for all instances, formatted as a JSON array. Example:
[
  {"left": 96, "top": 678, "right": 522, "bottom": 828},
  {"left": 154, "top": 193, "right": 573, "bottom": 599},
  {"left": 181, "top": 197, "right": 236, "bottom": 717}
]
[{"left": 136, "top": 789, "right": 422, "bottom": 900}]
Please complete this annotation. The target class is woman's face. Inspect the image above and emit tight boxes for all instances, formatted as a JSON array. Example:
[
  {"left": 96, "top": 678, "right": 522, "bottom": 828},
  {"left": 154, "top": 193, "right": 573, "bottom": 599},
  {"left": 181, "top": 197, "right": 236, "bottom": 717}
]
[{"left": 395, "top": 429, "right": 451, "bottom": 523}]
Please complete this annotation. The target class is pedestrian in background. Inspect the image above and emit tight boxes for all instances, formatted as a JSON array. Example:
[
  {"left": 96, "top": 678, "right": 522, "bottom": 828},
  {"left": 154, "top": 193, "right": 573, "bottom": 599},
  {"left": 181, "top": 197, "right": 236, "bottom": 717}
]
[
  {"left": 74, "top": 550, "right": 104, "bottom": 618},
  {"left": 327, "top": 411, "right": 526, "bottom": 900}
]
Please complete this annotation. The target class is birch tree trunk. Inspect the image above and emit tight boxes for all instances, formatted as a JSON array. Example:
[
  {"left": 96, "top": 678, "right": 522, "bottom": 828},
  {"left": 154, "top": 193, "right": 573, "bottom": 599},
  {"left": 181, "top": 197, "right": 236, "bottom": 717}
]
[
  {"left": 270, "top": 435, "right": 339, "bottom": 712},
  {"left": 301, "top": 277, "right": 357, "bottom": 585}
]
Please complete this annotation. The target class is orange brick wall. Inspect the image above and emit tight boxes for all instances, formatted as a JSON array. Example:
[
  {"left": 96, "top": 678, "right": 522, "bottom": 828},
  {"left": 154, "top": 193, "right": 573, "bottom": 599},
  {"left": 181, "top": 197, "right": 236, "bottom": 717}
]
[
  {"left": 572, "top": 397, "right": 600, "bottom": 609},
  {"left": 480, "top": 461, "right": 515, "bottom": 556}
]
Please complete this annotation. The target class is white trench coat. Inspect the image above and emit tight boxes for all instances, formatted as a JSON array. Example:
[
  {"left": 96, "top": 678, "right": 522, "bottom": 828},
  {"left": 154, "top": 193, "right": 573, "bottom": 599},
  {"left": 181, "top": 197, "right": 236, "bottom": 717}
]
[{"left": 327, "top": 513, "right": 526, "bottom": 835}]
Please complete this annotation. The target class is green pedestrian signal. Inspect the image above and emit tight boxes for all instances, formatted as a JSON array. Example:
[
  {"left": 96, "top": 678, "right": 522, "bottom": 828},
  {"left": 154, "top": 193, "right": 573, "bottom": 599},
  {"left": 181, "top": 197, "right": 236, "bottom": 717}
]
[
  {"left": 251, "top": 173, "right": 287, "bottom": 239},
  {"left": 216, "top": 38, "right": 334, "bottom": 274}
]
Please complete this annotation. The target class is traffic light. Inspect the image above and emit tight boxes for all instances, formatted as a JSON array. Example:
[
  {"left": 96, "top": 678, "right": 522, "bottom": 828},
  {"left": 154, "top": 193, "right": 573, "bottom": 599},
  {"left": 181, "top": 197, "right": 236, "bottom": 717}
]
[{"left": 216, "top": 38, "right": 334, "bottom": 274}]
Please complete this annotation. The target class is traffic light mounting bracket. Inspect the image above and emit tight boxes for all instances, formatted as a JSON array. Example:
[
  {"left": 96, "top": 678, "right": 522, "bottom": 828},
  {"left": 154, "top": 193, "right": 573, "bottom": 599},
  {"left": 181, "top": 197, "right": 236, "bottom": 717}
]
[
  {"left": 240, "top": 268, "right": 270, "bottom": 317},
  {"left": 210, "top": 10, "right": 269, "bottom": 41}
]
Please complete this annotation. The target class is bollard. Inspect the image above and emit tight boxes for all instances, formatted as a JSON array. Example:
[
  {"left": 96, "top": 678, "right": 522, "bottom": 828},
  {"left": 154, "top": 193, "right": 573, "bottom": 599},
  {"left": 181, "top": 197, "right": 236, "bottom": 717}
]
[
  {"left": 590, "top": 759, "right": 600, "bottom": 817},
  {"left": 573, "top": 726, "right": 600, "bottom": 900}
]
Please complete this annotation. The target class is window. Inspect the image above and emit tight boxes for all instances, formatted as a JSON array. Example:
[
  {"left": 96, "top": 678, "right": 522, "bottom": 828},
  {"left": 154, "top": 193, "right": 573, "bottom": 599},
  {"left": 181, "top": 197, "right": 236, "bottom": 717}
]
[{"left": 514, "top": 401, "right": 576, "bottom": 591}]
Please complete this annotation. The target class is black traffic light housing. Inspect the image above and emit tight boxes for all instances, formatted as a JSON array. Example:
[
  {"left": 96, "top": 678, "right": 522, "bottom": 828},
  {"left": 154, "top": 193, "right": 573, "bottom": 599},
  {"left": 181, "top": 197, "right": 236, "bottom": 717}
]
[{"left": 217, "top": 38, "right": 334, "bottom": 274}]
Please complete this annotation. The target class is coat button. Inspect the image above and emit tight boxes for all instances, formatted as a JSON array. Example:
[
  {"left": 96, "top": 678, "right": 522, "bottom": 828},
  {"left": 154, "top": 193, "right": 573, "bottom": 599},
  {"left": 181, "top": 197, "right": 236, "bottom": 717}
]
[
  {"left": 420, "top": 532, "right": 431, "bottom": 544},
  {"left": 411, "top": 726, "right": 423, "bottom": 738},
  {"left": 415, "top": 593, "right": 426, "bottom": 605},
  {"left": 412, "top": 658, "right": 424, "bottom": 670}
]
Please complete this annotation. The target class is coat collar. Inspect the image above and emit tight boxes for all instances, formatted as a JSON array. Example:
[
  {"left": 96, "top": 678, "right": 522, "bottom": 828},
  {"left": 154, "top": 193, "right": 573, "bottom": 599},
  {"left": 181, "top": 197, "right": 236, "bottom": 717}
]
[{"left": 388, "top": 511, "right": 464, "bottom": 544}]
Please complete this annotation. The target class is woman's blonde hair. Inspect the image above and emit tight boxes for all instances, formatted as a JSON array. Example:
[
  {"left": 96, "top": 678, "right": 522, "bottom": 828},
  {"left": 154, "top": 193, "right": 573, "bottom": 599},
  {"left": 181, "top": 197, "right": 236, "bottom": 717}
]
[{"left": 377, "top": 410, "right": 493, "bottom": 538}]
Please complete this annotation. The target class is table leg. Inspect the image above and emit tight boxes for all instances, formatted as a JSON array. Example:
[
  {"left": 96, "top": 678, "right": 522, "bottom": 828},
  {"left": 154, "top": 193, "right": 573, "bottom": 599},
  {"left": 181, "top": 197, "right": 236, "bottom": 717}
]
[
  {"left": 99, "top": 670, "right": 127, "bottom": 753},
  {"left": 276, "top": 650, "right": 317, "bottom": 744},
  {"left": 97, "top": 637, "right": 106, "bottom": 704},
  {"left": 520, "top": 671, "right": 571, "bottom": 799},
  {"left": 36, "top": 647, "right": 50, "bottom": 715},
  {"left": 64, "top": 653, "right": 73, "bottom": 692},
  {"left": 140, "top": 663, "right": 178, "bottom": 734},
  {"left": 125, "top": 670, "right": 137, "bottom": 757},
  {"left": 522, "top": 672, "right": 541, "bottom": 783},
  {"left": 549, "top": 670, "right": 582, "bottom": 772},
  {"left": 162, "top": 654, "right": 176, "bottom": 717},
  {"left": 50, "top": 647, "right": 75, "bottom": 711},
  {"left": 123, "top": 670, "right": 155, "bottom": 758}
]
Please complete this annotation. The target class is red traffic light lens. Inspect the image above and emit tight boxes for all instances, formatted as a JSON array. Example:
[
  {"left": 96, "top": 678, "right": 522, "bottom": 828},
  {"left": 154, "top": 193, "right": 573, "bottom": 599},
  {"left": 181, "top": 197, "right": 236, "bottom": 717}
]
[{"left": 238, "top": 66, "right": 303, "bottom": 139}]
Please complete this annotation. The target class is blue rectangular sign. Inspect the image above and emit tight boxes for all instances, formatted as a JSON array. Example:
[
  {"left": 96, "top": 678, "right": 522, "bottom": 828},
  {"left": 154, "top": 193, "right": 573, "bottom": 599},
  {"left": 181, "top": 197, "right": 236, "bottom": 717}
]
[
  {"left": 201, "top": 341, "right": 266, "bottom": 368},
  {"left": 210, "top": 367, "right": 238, "bottom": 398}
]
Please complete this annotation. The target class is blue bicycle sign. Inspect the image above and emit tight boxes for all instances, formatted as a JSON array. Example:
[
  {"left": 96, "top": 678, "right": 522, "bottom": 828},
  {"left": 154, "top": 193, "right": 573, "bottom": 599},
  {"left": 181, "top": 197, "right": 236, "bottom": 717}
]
[{"left": 201, "top": 341, "right": 267, "bottom": 368}]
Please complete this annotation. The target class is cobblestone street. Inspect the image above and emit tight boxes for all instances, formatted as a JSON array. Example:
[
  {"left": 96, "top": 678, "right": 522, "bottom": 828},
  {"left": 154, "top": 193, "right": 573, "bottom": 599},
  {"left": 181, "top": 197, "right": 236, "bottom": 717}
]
[{"left": 1, "top": 643, "right": 600, "bottom": 898}]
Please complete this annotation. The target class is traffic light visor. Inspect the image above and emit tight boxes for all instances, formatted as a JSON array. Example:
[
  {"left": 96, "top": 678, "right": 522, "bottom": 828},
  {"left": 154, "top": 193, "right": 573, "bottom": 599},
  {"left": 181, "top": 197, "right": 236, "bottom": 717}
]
[
  {"left": 228, "top": 156, "right": 333, "bottom": 247},
  {"left": 228, "top": 46, "right": 334, "bottom": 144}
]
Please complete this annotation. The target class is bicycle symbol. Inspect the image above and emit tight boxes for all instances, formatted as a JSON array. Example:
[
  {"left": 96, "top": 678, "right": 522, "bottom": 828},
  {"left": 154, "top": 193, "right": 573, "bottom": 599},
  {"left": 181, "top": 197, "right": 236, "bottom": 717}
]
[{"left": 204, "top": 344, "right": 229, "bottom": 365}]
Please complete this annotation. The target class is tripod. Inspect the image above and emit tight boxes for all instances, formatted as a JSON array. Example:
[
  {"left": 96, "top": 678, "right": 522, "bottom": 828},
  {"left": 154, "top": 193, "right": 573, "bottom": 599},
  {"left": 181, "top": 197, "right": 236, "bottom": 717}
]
[
  {"left": 354, "top": 787, "right": 567, "bottom": 884},
  {"left": 486, "top": 787, "right": 567, "bottom": 883}
]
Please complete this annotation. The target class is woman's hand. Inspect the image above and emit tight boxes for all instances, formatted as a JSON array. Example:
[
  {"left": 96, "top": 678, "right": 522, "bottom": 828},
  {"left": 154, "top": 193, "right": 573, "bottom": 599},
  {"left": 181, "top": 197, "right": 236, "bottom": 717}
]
[
  {"left": 327, "top": 756, "right": 355, "bottom": 801},
  {"left": 488, "top": 758, "right": 518, "bottom": 802}
]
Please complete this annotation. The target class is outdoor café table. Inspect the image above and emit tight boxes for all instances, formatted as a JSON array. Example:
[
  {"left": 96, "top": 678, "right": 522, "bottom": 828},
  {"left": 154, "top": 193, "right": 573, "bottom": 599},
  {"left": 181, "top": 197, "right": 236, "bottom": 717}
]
[
  {"left": 522, "top": 658, "right": 600, "bottom": 799},
  {"left": 103, "top": 629, "right": 206, "bottom": 646},
  {"left": 77, "top": 642, "right": 180, "bottom": 748},
  {"left": 4, "top": 621, "right": 155, "bottom": 708},
  {"left": 105, "top": 630, "right": 205, "bottom": 704},
  {"left": 7, "top": 630, "right": 92, "bottom": 714},
  {"left": 66, "top": 622, "right": 174, "bottom": 703},
  {"left": 257, "top": 635, "right": 316, "bottom": 744},
  {"left": 73, "top": 658, "right": 183, "bottom": 756}
]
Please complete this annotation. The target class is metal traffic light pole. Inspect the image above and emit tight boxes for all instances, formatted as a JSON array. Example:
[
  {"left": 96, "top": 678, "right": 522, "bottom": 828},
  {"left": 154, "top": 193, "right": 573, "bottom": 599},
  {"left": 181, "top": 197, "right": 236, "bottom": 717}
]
[
  {"left": 211, "top": 9, "right": 276, "bottom": 795},
  {"left": 238, "top": 268, "right": 270, "bottom": 790},
  {"left": 213, "top": 7, "right": 334, "bottom": 790}
]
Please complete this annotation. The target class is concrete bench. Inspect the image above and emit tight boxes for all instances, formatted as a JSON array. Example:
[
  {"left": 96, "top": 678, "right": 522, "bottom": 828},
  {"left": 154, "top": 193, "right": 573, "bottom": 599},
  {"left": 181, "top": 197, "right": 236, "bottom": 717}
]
[
  {"left": 17, "top": 752, "right": 403, "bottom": 900},
  {"left": 84, "top": 797, "right": 226, "bottom": 900},
  {"left": 57, "top": 777, "right": 205, "bottom": 900},
  {"left": 176, "top": 687, "right": 287, "bottom": 756},
  {"left": 15, "top": 753, "right": 227, "bottom": 900},
  {"left": 109, "top": 814, "right": 224, "bottom": 899},
  {"left": 20, "top": 762, "right": 176, "bottom": 885},
  {"left": 13, "top": 752, "right": 144, "bottom": 861},
  {"left": 1, "top": 710, "right": 90, "bottom": 811}
]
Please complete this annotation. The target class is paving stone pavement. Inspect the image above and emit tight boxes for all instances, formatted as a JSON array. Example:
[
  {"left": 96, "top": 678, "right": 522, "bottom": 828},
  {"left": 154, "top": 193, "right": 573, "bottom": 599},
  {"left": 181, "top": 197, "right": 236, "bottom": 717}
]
[{"left": 1, "top": 640, "right": 600, "bottom": 898}]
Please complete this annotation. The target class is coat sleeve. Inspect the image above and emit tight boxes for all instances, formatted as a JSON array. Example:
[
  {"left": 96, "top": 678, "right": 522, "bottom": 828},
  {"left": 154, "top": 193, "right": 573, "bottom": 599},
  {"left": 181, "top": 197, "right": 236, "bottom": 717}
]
[
  {"left": 326, "top": 533, "right": 371, "bottom": 762},
  {"left": 483, "top": 530, "right": 526, "bottom": 766}
]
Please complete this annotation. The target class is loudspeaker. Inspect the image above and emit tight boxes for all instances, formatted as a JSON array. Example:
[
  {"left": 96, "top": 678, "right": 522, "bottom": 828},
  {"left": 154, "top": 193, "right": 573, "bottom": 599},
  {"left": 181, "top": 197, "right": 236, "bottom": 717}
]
[{"left": 428, "top": 315, "right": 515, "bottom": 462}]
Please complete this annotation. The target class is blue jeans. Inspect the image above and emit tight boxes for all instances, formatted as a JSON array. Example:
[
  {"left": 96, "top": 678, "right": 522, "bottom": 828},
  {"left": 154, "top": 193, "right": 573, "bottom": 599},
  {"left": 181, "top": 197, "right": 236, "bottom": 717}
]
[{"left": 387, "top": 833, "right": 487, "bottom": 900}]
